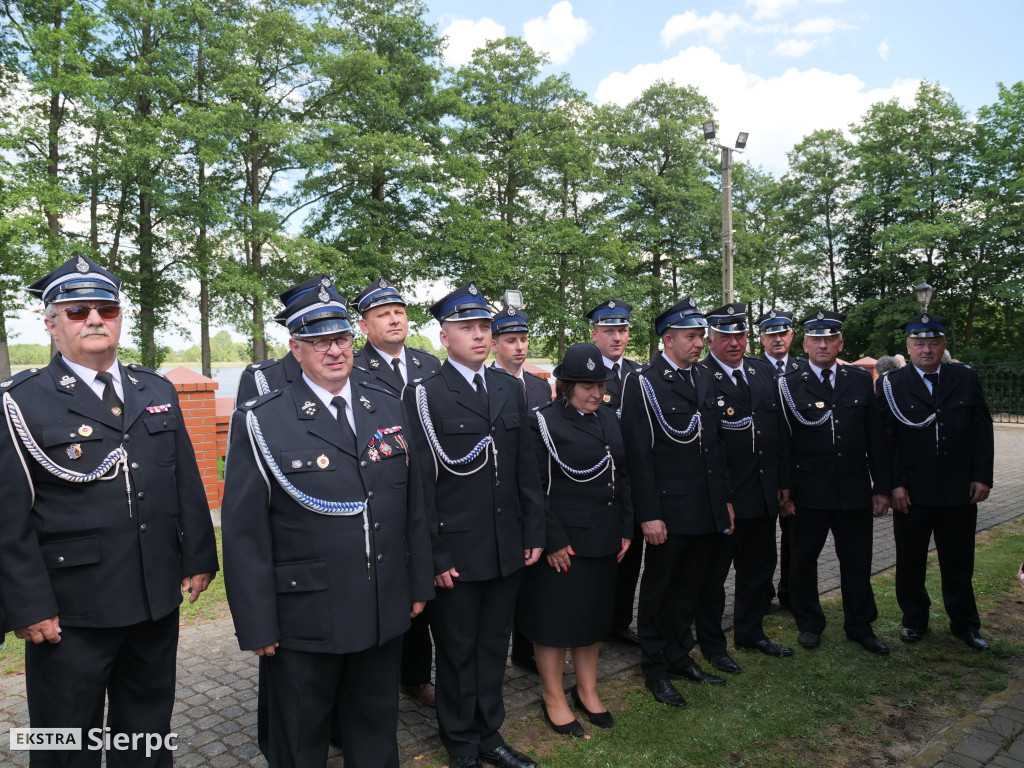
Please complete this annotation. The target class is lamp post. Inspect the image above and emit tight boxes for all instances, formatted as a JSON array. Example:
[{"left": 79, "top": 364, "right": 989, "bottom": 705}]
[
  {"left": 705, "top": 123, "right": 748, "bottom": 304},
  {"left": 913, "top": 281, "right": 934, "bottom": 313}
]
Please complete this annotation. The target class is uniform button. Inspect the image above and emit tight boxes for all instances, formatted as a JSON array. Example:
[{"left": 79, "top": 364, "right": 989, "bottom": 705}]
[
  {"left": 608, "top": 502, "right": 613, "bottom": 507},
  {"left": 137, "top": 492, "right": 145, "bottom": 500},
  {"left": 57, "top": 556, "right": 64, "bottom": 564},
  {"left": 162, "top": 421, "right": 168, "bottom": 427},
  {"left": 131, "top": 462, "right": 139, "bottom": 470},
  {"left": 307, "top": 461, "right": 313, "bottom": 467},
  {"left": 459, "top": 424, "right": 465, "bottom": 430},
  {"left": 757, "top": 431, "right": 762, "bottom": 436},
  {"left": 837, "top": 452, "right": 843, "bottom": 458},
  {"left": 604, "top": 445, "right": 610, "bottom": 451},
  {"left": 373, "top": 522, "right": 381, "bottom": 531},
  {"left": 439, "top": 522, "right": 445, "bottom": 528},
  {"left": 140, "top": 523, "right": 147, "bottom": 532},
  {"left": 607, "top": 483, "right": 612, "bottom": 488},
  {"left": 491, "top": 427, "right": 496, "bottom": 433},
  {"left": 496, "top": 507, "right": 502, "bottom": 515},
  {"left": 707, "top": 469, "right": 712, "bottom": 475},
  {"left": 495, "top": 480, "right": 501, "bottom": 487},
  {"left": 289, "top": 580, "right": 297, "bottom": 588},
  {"left": 360, "top": 461, "right": 368, "bottom": 468},
  {"left": 123, "top": 434, "right": 131, "bottom": 441},
  {"left": 759, "top": 469, "right": 764, "bottom": 474},
  {"left": 367, "top": 491, "right": 375, "bottom": 499},
  {"left": 377, "top": 554, "right": 384, "bottom": 562},
  {"left": 758, "top": 451, "right": 764, "bottom": 456}
]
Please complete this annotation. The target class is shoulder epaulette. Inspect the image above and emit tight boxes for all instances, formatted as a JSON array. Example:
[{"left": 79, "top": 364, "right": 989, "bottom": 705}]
[
  {"left": 355, "top": 378, "right": 400, "bottom": 399},
  {"left": 125, "top": 362, "right": 168, "bottom": 381},
  {"left": 246, "top": 358, "right": 280, "bottom": 372},
  {"left": 0, "top": 367, "right": 43, "bottom": 390},
  {"left": 523, "top": 369, "right": 548, "bottom": 383},
  {"left": 408, "top": 346, "right": 440, "bottom": 361},
  {"left": 238, "top": 389, "right": 284, "bottom": 411}
]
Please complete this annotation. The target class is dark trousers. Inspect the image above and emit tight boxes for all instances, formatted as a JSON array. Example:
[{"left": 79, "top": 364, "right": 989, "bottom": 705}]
[
  {"left": 789, "top": 506, "right": 877, "bottom": 638},
  {"left": 638, "top": 533, "right": 715, "bottom": 680},
  {"left": 432, "top": 573, "right": 520, "bottom": 758},
  {"left": 696, "top": 515, "right": 778, "bottom": 653},
  {"left": 400, "top": 604, "right": 434, "bottom": 686},
  {"left": 894, "top": 503, "right": 980, "bottom": 634},
  {"left": 264, "top": 637, "right": 403, "bottom": 768},
  {"left": 24, "top": 610, "right": 179, "bottom": 768},
  {"left": 611, "top": 520, "right": 644, "bottom": 631},
  {"left": 777, "top": 514, "right": 792, "bottom": 600}
]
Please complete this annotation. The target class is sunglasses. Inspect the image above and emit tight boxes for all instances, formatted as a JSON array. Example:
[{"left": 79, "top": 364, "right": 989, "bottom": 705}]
[{"left": 61, "top": 305, "right": 121, "bottom": 321}]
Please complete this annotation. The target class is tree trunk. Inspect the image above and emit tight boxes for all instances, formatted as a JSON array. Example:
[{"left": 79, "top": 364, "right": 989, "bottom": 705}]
[{"left": 0, "top": 312, "right": 10, "bottom": 380}]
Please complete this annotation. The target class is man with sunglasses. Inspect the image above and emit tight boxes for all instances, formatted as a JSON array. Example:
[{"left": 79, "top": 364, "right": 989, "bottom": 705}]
[
  {"left": 222, "top": 276, "right": 433, "bottom": 768},
  {"left": 0, "top": 255, "right": 218, "bottom": 767}
]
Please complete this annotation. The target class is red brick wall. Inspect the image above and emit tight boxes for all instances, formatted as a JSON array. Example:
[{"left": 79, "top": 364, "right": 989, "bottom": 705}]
[{"left": 165, "top": 368, "right": 228, "bottom": 512}]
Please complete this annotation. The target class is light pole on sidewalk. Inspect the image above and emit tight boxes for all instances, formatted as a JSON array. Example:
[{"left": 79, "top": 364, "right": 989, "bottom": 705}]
[{"left": 704, "top": 123, "right": 748, "bottom": 305}]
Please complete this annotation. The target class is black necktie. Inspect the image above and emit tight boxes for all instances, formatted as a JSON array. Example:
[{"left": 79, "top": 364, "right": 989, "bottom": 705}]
[
  {"left": 681, "top": 367, "right": 694, "bottom": 388},
  {"left": 391, "top": 357, "right": 404, "bottom": 386},
  {"left": 776, "top": 359, "right": 785, "bottom": 375},
  {"left": 95, "top": 371, "right": 123, "bottom": 420},
  {"left": 732, "top": 369, "right": 751, "bottom": 404},
  {"left": 924, "top": 372, "right": 939, "bottom": 402},
  {"left": 612, "top": 362, "right": 620, "bottom": 383},
  {"left": 821, "top": 368, "right": 833, "bottom": 395},
  {"left": 473, "top": 373, "right": 489, "bottom": 411},
  {"left": 331, "top": 395, "right": 356, "bottom": 450}
]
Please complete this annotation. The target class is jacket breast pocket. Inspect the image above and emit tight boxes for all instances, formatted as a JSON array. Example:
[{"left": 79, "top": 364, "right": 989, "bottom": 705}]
[
  {"left": 274, "top": 559, "right": 329, "bottom": 643},
  {"left": 442, "top": 417, "right": 487, "bottom": 435},
  {"left": 437, "top": 508, "right": 472, "bottom": 533},
  {"left": 280, "top": 449, "right": 339, "bottom": 473},
  {"left": 143, "top": 414, "right": 180, "bottom": 465},
  {"left": 40, "top": 535, "right": 101, "bottom": 620}
]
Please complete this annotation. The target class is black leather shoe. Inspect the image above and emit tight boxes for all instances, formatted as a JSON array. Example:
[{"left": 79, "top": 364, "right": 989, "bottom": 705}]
[
  {"left": 480, "top": 745, "right": 537, "bottom": 768},
  {"left": 644, "top": 678, "right": 687, "bottom": 708},
  {"left": 707, "top": 653, "right": 742, "bottom": 674},
  {"left": 899, "top": 627, "right": 926, "bottom": 643},
  {"left": 797, "top": 632, "right": 820, "bottom": 649},
  {"left": 609, "top": 627, "right": 641, "bottom": 645},
  {"left": 851, "top": 635, "right": 889, "bottom": 655},
  {"left": 454, "top": 757, "right": 483, "bottom": 768},
  {"left": 738, "top": 639, "right": 794, "bottom": 657},
  {"left": 953, "top": 629, "right": 990, "bottom": 651},
  {"left": 570, "top": 685, "right": 614, "bottom": 728},
  {"left": 540, "top": 700, "right": 585, "bottom": 738},
  {"left": 669, "top": 659, "right": 726, "bottom": 685}
]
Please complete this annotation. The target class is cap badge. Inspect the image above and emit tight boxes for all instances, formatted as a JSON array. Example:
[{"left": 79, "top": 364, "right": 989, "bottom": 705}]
[
  {"left": 770, "top": 310, "right": 777, "bottom": 318},
  {"left": 727, "top": 306, "right": 735, "bottom": 315},
  {"left": 379, "top": 279, "right": 389, "bottom": 289},
  {"left": 586, "top": 357, "right": 596, "bottom": 371},
  {"left": 59, "top": 375, "right": 76, "bottom": 389},
  {"left": 922, "top": 315, "right": 929, "bottom": 323},
  {"left": 608, "top": 300, "right": 616, "bottom": 309},
  {"left": 291, "top": 459, "right": 303, "bottom": 469},
  {"left": 78, "top": 424, "right": 93, "bottom": 437},
  {"left": 507, "top": 306, "right": 516, "bottom": 315},
  {"left": 468, "top": 284, "right": 478, "bottom": 295},
  {"left": 66, "top": 444, "right": 83, "bottom": 460},
  {"left": 321, "top": 276, "right": 331, "bottom": 287},
  {"left": 316, "top": 454, "right": 330, "bottom": 468},
  {"left": 318, "top": 286, "right": 329, "bottom": 303},
  {"left": 301, "top": 400, "right": 317, "bottom": 416},
  {"left": 817, "top": 311, "right": 824, "bottom": 320},
  {"left": 75, "top": 256, "right": 89, "bottom": 273},
  {"left": 688, "top": 298, "right": 696, "bottom": 307}
]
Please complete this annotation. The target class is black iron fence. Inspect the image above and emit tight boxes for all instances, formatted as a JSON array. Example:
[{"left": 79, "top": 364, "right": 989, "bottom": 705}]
[{"left": 975, "top": 362, "right": 1024, "bottom": 424}]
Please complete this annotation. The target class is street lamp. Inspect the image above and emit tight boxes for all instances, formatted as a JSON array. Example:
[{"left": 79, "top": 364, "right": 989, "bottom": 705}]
[
  {"left": 913, "top": 281, "right": 934, "bottom": 313},
  {"left": 500, "top": 289, "right": 524, "bottom": 310},
  {"left": 705, "top": 123, "right": 749, "bottom": 304}
]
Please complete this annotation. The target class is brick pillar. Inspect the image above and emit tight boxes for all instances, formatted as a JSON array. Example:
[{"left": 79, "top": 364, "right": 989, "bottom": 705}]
[{"left": 164, "top": 367, "right": 224, "bottom": 513}]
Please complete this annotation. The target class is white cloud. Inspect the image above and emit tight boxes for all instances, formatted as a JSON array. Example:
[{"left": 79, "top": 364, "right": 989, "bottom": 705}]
[
  {"left": 522, "top": 2, "right": 593, "bottom": 65},
  {"left": 661, "top": 11, "right": 746, "bottom": 46},
  {"left": 774, "top": 38, "right": 819, "bottom": 57},
  {"left": 441, "top": 17, "right": 506, "bottom": 67},
  {"left": 877, "top": 40, "right": 890, "bottom": 60},
  {"left": 791, "top": 17, "right": 854, "bottom": 35},
  {"left": 594, "top": 46, "right": 919, "bottom": 175},
  {"left": 746, "top": 0, "right": 799, "bottom": 20}
]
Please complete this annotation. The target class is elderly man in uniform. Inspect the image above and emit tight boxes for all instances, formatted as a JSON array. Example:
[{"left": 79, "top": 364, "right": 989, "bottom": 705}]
[
  {"left": 404, "top": 282, "right": 545, "bottom": 768},
  {"left": 586, "top": 299, "right": 644, "bottom": 646},
  {"left": 757, "top": 309, "right": 804, "bottom": 610},
  {"left": 222, "top": 277, "right": 433, "bottom": 768},
  {"left": 694, "top": 303, "right": 793, "bottom": 675},
  {"left": 352, "top": 276, "right": 442, "bottom": 707},
  {"left": 877, "top": 313, "right": 994, "bottom": 651},
  {"left": 621, "top": 298, "right": 734, "bottom": 708},
  {"left": 0, "top": 255, "right": 218, "bottom": 768},
  {"left": 779, "top": 310, "right": 891, "bottom": 654}
]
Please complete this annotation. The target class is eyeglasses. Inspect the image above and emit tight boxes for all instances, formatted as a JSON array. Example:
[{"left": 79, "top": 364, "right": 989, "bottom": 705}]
[
  {"left": 61, "top": 305, "right": 121, "bottom": 321},
  {"left": 299, "top": 335, "right": 355, "bottom": 353}
]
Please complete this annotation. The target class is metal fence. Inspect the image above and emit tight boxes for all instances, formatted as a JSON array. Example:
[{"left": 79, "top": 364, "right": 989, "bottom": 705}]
[{"left": 975, "top": 362, "right": 1024, "bottom": 424}]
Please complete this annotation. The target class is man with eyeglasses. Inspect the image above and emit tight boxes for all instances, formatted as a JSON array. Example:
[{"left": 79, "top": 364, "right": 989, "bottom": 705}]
[
  {"left": 0, "top": 255, "right": 219, "bottom": 767},
  {"left": 222, "top": 275, "right": 433, "bottom": 768}
]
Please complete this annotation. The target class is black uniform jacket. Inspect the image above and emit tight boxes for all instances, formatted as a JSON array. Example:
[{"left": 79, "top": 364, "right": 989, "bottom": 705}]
[
  {"left": 601, "top": 357, "right": 642, "bottom": 414},
  {"left": 0, "top": 356, "right": 218, "bottom": 631},
  {"left": 876, "top": 363, "right": 994, "bottom": 507},
  {"left": 490, "top": 363, "right": 553, "bottom": 412},
  {"left": 237, "top": 351, "right": 302, "bottom": 403},
  {"left": 760, "top": 353, "right": 807, "bottom": 375},
  {"left": 531, "top": 399, "right": 633, "bottom": 557},
  {"left": 781, "top": 363, "right": 890, "bottom": 510},
  {"left": 223, "top": 377, "right": 434, "bottom": 654},
  {"left": 354, "top": 345, "right": 441, "bottom": 397},
  {"left": 620, "top": 352, "right": 733, "bottom": 535},
  {"left": 404, "top": 362, "right": 546, "bottom": 582},
  {"left": 699, "top": 355, "right": 790, "bottom": 520}
]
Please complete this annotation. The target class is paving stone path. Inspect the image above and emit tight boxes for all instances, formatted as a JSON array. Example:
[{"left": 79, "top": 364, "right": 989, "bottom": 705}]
[{"left": 3, "top": 426, "right": 1024, "bottom": 767}]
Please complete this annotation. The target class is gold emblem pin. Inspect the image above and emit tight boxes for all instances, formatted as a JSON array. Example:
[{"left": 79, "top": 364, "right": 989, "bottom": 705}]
[
  {"left": 78, "top": 425, "right": 93, "bottom": 437},
  {"left": 603, "top": 394, "right": 611, "bottom": 403},
  {"left": 815, "top": 401, "right": 825, "bottom": 409},
  {"left": 316, "top": 454, "right": 330, "bottom": 469},
  {"left": 726, "top": 407, "right": 735, "bottom": 416}
]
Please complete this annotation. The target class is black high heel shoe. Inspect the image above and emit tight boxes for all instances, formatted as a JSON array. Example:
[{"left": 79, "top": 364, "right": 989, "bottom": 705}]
[
  {"left": 540, "top": 699, "right": 585, "bottom": 738},
  {"left": 570, "top": 685, "right": 614, "bottom": 728}
]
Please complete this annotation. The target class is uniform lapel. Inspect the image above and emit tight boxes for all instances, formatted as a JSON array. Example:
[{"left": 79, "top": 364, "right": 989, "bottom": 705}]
[
  {"left": 563, "top": 400, "right": 604, "bottom": 441},
  {"left": 119, "top": 364, "right": 152, "bottom": 430},
  {"left": 906, "top": 367, "right": 937, "bottom": 407},
  {"left": 484, "top": 366, "right": 510, "bottom": 425},
  {"left": 443, "top": 362, "right": 488, "bottom": 419},
  {"left": 294, "top": 379, "right": 357, "bottom": 456},
  {"left": 49, "top": 358, "right": 123, "bottom": 431}
]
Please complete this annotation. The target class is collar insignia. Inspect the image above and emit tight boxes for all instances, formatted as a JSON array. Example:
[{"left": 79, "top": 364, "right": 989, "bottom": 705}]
[
  {"left": 747, "top": 367, "right": 756, "bottom": 376},
  {"left": 369, "top": 358, "right": 380, "bottom": 369},
  {"left": 59, "top": 375, "right": 76, "bottom": 389},
  {"left": 714, "top": 370, "right": 723, "bottom": 380},
  {"left": 663, "top": 368, "right": 674, "bottom": 381},
  {"left": 411, "top": 355, "right": 421, "bottom": 367},
  {"left": 359, "top": 395, "right": 373, "bottom": 411},
  {"left": 127, "top": 375, "right": 139, "bottom": 386},
  {"left": 301, "top": 400, "right": 317, "bottom": 416},
  {"left": 586, "top": 357, "right": 596, "bottom": 371},
  {"left": 75, "top": 256, "right": 89, "bottom": 273}
]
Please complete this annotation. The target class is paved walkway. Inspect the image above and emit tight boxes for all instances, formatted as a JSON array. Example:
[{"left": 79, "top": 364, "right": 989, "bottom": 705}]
[{"left": 3, "top": 425, "right": 1024, "bottom": 767}]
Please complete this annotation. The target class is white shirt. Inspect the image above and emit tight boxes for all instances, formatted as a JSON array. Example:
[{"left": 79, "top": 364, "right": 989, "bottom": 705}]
[
  {"left": 447, "top": 357, "right": 487, "bottom": 392},
  {"left": 62, "top": 357, "right": 123, "bottom": 403},
  {"left": 914, "top": 364, "right": 939, "bottom": 395},
  {"left": 370, "top": 343, "right": 406, "bottom": 381},
  {"left": 807, "top": 361, "right": 838, "bottom": 385},
  {"left": 710, "top": 352, "right": 747, "bottom": 385},
  {"left": 302, "top": 374, "right": 355, "bottom": 432}
]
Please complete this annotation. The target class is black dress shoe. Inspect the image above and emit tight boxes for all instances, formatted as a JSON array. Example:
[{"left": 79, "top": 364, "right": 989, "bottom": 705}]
[
  {"left": 899, "top": 627, "right": 926, "bottom": 643},
  {"left": 480, "top": 744, "right": 537, "bottom": 768},
  {"left": 540, "top": 700, "right": 585, "bottom": 738},
  {"left": 609, "top": 627, "right": 641, "bottom": 645},
  {"left": 797, "top": 632, "right": 820, "bottom": 649},
  {"left": 669, "top": 659, "right": 726, "bottom": 685},
  {"left": 644, "top": 678, "right": 687, "bottom": 708},
  {"left": 738, "top": 639, "right": 794, "bottom": 657},
  {"left": 570, "top": 685, "right": 614, "bottom": 728},
  {"left": 707, "top": 653, "right": 742, "bottom": 674},
  {"left": 851, "top": 635, "right": 889, "bottom": 655},
  {"left": 953, "top": 629, "right": 990, "bottom": 651},
  {"left": 454, "top": 757, "right": 483, "bottom": 768}
]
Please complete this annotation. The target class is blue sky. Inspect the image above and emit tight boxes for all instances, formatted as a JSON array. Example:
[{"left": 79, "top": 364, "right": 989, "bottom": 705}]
[{"left": 428, "top": 0, "right": 1024, "bottom": 175}]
